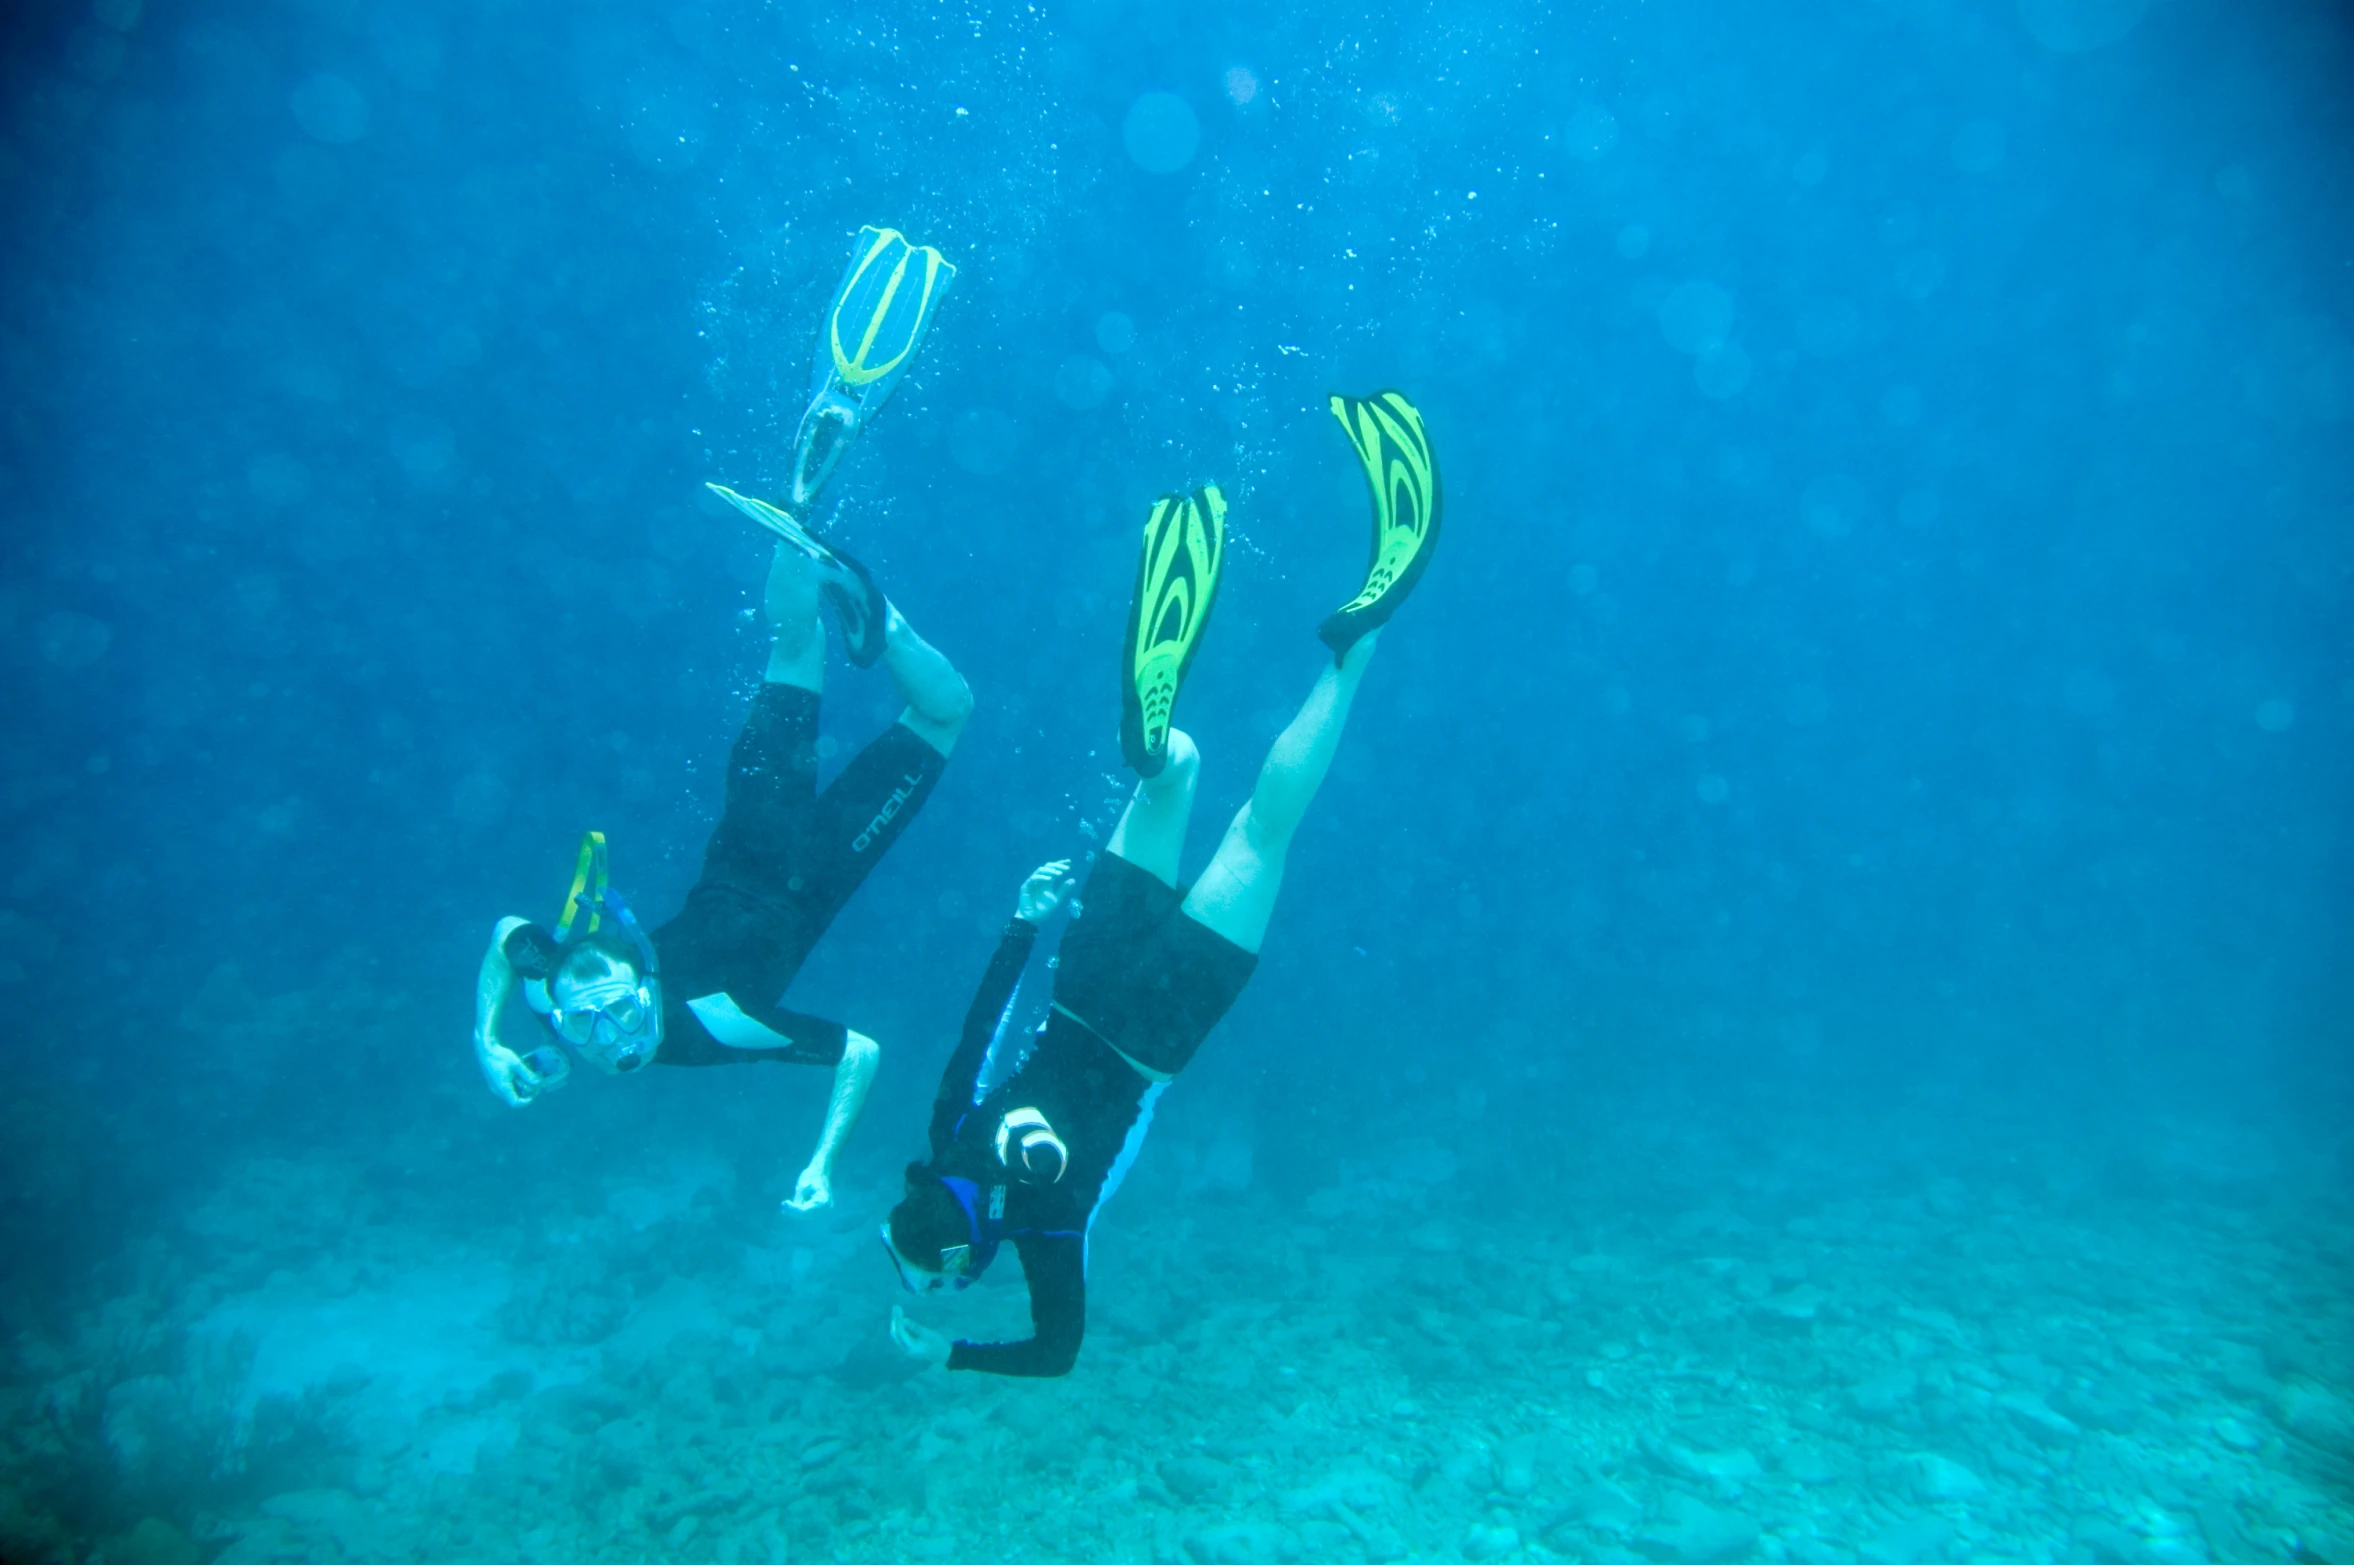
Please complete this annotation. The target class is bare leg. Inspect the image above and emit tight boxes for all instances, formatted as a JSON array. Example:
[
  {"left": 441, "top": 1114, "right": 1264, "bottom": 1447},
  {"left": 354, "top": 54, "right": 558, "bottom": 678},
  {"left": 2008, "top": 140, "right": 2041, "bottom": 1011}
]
[
  {"left": 883, "top": 605, "right": 974, "bottom": 756},
  {"left": 1182, "top": 632, "right": 1379, "bottom": 953},
  {"left": 1105, "top": 729, "right": 1199, "bottom": 888},
  {"left": 762, "top": 541, "right": 826, "bottom": 692}
]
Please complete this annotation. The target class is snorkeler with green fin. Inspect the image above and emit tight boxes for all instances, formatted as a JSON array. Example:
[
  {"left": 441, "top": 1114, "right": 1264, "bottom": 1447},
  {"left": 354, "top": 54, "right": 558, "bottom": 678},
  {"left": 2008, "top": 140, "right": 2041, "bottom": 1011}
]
[
  {"left": 472, "top": 226, "right": 970, "bottom": 1215},
  {"left": 882, "top": 391, "right": 1442, "bottom": 1376}
]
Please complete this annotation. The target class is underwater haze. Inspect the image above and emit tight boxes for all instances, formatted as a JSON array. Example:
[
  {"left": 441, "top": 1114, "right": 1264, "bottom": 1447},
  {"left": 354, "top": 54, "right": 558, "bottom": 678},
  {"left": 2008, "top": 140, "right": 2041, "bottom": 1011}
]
[{"left": 2, "top": 0, "right": 2351, "bottom": 1560}]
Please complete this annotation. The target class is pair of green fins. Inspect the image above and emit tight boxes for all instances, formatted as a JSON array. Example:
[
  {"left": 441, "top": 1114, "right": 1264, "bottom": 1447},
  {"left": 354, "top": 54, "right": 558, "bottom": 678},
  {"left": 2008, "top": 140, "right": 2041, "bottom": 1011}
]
[
  {"left": 1121, "top": 388, "right": 1442, "bottom": 775},
  {"left": 701, "top": 226, "right": 1445, "bottom": 775}
]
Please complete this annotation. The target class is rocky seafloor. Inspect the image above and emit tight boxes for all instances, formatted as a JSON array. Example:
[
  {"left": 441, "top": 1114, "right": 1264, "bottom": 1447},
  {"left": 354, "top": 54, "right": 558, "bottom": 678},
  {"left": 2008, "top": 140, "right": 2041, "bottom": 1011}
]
[{"left": 4, "top": 1120, "right": 2349, "bottom": 1565}]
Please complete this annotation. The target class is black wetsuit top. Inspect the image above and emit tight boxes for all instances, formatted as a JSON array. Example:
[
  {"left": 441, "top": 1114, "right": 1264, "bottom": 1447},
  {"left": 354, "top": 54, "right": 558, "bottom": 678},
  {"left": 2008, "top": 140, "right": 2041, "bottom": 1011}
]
[
  {"left": 919, "top": 853, "right": 1259, "bottom": 1377},
  {"left": 921, "top": 919, "right": 1118, "bottom": 1376},
  {"left": 913, "top": 855, "right": 1256, "bottom": 1377}
]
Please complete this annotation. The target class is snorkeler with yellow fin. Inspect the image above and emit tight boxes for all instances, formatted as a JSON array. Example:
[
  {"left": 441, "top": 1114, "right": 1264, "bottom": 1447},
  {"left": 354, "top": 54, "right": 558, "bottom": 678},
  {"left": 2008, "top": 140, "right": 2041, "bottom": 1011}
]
[
  {"left": 703, "top": 224, "right": 958, "bottom": 667},
  {"left": 882, "top": 392, "right": 1444, "bottom": 1377},
  {"left": 470, "top": 227, "right": 973, "bottom": 1218}
]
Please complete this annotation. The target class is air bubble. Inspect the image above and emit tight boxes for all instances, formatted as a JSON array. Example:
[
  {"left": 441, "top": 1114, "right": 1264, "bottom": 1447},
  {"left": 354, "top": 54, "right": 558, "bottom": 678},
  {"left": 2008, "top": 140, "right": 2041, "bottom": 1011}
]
[
  {"left": 1564, "top": 104, "right": 1618, "bottom": 162},
  {"left": 1950, "top": 120, "right": 2006, "bottom": 175},
  {"left": 450, "top": 772, "right": 510, "bottom": 827},
  {"left": 1123, "top": 92, "right": 1200, "bottom": 174},
  {"left": 1658, "top": 282, "right": 1735, "bottom": 356},
  {"left": 1054, "top": 355, "right": 1113, "bottom": 411},
  {"left": 951, "top": 409, "right": 1018, "bottom": 476},
  {"left": 290, "top": 73, "right": 370, "bottom": 145},
  {"left": 1694, "top": 344, "right": 1751, "bottom": 399},
  {"left": 1800, "top": 475, "right": 1867, "bottom": 538},
  {"left": 2064, "top": 669, "right": 2116, "bottom": 717},
  {"left": 36, "top": 612, "right": 112, "bottom": 671},
  {"left": 1796, "top": 300, "right": 1862, "bottom": 357},
  {"left": 247, "top": 451, "right": 313, "bottom": 507},
  {"left": 1095, "top": 312, "right": 1137, "bottom": 354},
  {"left": 2017, "top": 0, "right": 2149, "bottom": 52}
]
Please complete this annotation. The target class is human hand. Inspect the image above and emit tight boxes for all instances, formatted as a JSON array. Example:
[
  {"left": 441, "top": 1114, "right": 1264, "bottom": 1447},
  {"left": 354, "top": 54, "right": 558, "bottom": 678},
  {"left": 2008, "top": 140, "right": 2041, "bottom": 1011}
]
[
  {"left": 1017, "top": 859, "right": 1076, "bottom": 923},
  {"left": 478, "top": 1041, "right": 542, "bottom": 1108},
  {"left": 890, "top": 1305, "right": 952, "bottom": 1368},
  {"left": 782, "top": 1162, "right": 833, "bottom": 1213}
]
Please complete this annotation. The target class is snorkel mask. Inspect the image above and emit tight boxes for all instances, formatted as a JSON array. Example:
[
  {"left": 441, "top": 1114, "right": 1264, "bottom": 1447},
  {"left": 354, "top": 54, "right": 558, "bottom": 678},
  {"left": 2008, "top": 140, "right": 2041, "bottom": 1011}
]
[
  {"left": 525, "top": 832, "right": 664, "bottom": 1076},
  {"left": 880, "top": 1170, "right": 1001, "bottom": 1294},
  {"left": 549, "top": 968, "right": 658, "bottom": 1074}
]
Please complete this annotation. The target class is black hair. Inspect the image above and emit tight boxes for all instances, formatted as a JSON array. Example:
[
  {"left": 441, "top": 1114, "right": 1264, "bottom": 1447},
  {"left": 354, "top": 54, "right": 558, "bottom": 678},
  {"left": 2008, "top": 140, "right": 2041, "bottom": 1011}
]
[
  {"left": 885, "top": 1171, "right": 970, "bottom": 1272},
  {"left": 501, "top": 922, "right": 562, "bottom": 982}
]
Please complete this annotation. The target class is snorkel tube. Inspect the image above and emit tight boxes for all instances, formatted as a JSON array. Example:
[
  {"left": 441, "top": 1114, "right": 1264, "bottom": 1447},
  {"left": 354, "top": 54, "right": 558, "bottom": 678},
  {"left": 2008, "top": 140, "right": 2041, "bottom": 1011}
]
[{"left": 535, "top": 831, "right": 663, "bottom": 1073}]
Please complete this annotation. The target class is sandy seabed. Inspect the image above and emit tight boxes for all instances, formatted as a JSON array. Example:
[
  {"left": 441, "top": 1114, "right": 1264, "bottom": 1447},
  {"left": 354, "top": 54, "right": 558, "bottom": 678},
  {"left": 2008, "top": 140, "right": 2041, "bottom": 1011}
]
[{"left": 5, "top": 1131, "right": 2350, "bottom": 1565}]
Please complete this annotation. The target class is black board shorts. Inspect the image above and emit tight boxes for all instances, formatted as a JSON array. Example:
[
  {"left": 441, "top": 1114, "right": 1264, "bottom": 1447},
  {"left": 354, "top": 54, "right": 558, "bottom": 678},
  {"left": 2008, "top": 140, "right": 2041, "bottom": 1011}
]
[
  {"left": 1052, "top": 852, "right": 1259, "bottom": 1078},
  {"left": 651, "top": 683, "right": 945, "bottom": 1068}
]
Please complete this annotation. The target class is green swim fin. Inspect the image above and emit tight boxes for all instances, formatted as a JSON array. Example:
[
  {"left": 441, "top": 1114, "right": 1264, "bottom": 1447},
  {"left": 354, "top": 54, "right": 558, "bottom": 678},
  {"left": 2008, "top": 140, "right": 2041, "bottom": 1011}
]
[
  {"left": 1319, "top": 390, "right": 1442, "bottom": 659},
  {"left": 789, "top": 225, "right": 959, "bottom": 511},
  {"left": 704, "top": 481, "right": 889, "bottom": 667},
  {"left": 1120, "top": 485, "right": 1227, "bottom": 778}
]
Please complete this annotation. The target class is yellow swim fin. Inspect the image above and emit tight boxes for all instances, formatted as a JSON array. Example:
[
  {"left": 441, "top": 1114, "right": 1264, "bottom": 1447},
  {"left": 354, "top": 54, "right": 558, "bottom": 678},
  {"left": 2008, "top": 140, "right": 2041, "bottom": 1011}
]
[
  {"left": 1120, "top": 485, "right": 1227, "bottom": 777},
  {"left": 790, "top": 226, "right": 959, "bottom": 510},
  {"left": 703, "top": 482, "right": 831, "bottom": 560},
  {"left": 1320, "top": 390, "right": 1441, "bottom": 659},
  {"left": 704, "top": 481, "right": 889, "bottom": 666}
]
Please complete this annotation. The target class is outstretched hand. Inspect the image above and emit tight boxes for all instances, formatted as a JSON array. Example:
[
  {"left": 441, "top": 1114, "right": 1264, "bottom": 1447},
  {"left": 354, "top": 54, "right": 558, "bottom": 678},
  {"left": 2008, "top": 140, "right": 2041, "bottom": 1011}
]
[
  {"left": 1017, "top": 859, "right": 1077, "bottom": 923},
  {"left": 890, "top": 1305, "right": 952, "bottom": 1368},
  {"left": 782, "top": 1163, "right": 833, "bottom": 1214},
  {"left": 480, "top": 1043, "right": 542, "bottom": 1108}
]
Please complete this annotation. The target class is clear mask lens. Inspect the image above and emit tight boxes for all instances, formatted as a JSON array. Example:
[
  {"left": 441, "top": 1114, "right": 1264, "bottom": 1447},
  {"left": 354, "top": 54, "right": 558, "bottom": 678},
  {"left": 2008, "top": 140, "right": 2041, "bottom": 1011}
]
[{"left": 554, "top": 980, "right": 648, "bottom": 1048}]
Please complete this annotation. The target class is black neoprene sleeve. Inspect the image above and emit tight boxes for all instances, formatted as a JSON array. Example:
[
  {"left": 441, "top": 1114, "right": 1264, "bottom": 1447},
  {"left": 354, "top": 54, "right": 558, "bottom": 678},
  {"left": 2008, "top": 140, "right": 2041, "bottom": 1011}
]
[
  {"left": 927, "top": 919, "right": 1037, "bottom": 1158},
  {"left": 945, "top": 1231, "right": 1085, "bottom": 1377}
]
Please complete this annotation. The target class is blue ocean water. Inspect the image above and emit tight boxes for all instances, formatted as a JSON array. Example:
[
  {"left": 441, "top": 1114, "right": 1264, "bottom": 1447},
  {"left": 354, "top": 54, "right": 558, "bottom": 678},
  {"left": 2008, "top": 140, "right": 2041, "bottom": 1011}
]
[{"left": 1, "top": 0, "right": 2349, "bottom": 1559}]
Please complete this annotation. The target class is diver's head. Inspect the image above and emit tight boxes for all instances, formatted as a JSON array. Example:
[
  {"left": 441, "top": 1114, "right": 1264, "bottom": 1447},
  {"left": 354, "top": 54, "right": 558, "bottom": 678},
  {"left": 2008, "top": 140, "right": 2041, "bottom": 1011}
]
[
  {"left": 880, "top": 1168, "right": 983, "bottom": 1293},
  {"left": 545, "top": 935, "right": 660, "bottom": 1075}
]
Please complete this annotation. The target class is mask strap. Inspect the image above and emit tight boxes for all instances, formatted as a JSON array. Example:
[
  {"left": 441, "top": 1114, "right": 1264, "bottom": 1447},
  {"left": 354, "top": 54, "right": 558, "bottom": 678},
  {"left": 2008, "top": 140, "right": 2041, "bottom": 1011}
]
[
  {"left": 940, "top": 1176, "right": 984, "bottom": 1245},
  {"left": 938, "top": 1175, "right": 1003, "bottom": 1280}
]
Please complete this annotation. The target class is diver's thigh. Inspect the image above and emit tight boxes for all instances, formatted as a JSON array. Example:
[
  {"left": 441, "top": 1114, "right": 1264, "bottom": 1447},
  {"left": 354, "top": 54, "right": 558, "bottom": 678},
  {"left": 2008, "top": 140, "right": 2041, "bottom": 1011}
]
[{"left": 1179, "top": 817, "right": 1280, "bottom": 955}]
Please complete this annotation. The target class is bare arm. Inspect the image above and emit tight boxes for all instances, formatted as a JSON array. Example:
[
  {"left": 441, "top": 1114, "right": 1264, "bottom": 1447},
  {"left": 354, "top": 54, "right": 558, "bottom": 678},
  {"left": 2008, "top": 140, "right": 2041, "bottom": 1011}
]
[
  {"left": 474, "top": 917, "right": 544, "bottom": 1107},
  {"left": 784, "top": 1030, "right": 878, "bottom": 1212}
]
